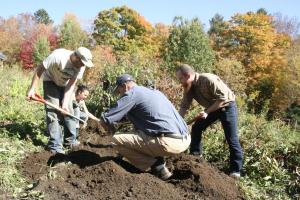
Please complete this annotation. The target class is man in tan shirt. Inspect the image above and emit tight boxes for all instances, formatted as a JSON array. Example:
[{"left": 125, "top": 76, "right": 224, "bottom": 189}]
[{"left": 176, "top": 64, "right": 243, "bottom": 178}]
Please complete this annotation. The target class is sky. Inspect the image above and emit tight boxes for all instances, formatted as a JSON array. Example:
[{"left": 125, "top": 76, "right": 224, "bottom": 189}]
[{"left": 1, "top": 0, "right": 300, "bottom": 29}]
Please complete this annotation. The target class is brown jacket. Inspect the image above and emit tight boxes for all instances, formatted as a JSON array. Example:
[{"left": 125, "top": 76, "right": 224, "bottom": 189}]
[{"left": 179, "top": 73, "right": 235, "bottom": 116}]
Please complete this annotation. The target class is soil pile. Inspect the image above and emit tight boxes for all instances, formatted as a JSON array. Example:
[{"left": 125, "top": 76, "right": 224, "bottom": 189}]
[{"left": 21, "top": 128, "right": 243, "bottom": 200}]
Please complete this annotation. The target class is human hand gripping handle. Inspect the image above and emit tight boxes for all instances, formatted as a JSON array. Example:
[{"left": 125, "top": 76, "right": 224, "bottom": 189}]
[
  {"left": 26, "top": 87, "right": 36, "bottom": 100},
  {"left": 187, "top": 111, "right": 208, "bottom": 125},
  {"left": 29, "top": 93, "right": 85, "bottom": 123}
]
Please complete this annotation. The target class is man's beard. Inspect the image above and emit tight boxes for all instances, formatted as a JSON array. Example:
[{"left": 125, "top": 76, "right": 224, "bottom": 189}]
[{"left": 182, "top": 82, "right": 192, "bottom": 93}]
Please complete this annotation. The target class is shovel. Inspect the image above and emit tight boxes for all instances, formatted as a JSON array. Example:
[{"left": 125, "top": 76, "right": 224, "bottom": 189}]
[{"left": 30, "top": 93, "right": 86, "bottom": 123}]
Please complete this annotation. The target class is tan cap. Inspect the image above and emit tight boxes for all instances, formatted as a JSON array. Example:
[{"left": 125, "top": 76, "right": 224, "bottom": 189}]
[{"left": 75, "top": 47, "right": 93, "bottom": 68}]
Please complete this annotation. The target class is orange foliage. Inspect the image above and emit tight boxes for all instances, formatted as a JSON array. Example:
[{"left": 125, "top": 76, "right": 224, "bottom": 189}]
[
  {"left": 0, "top": 16, "right": 24, "bottom": 64},
  {"left": 217, "top": 12, "right": 291, "bottom": 90}
]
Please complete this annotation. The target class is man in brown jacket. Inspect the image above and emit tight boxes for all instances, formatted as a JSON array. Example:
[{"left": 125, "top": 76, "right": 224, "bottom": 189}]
[{"left": 176, "top": 64, "right": 243, "bottom": 178}]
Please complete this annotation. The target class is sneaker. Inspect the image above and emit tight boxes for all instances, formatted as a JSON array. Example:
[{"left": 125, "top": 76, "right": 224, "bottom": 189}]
[
  {"left": 229, "top": 172, "right": 241, "bottom": 179},
  {"left": 151, "top": 157, "right": 172, "bottom": 180},
  {"left": 65, "top": 140, "right": 80, "bottom": 150},
  {"left": 47, "top": 148, "right": 65, "bottom": 155},
  {"left": 158, "top": 166, "right": 173, "bottom": 180}
]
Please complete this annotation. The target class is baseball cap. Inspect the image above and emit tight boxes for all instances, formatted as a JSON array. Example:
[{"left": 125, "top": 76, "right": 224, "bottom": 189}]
[
  {"left": 75, "top": 47, "right": 94, "bottom": 68},
  {"left": 113, "top": 74, "right": 135, "bottom": 91}
]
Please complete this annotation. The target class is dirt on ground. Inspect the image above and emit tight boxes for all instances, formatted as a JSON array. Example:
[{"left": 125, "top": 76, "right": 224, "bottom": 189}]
[{"left": 20, "top": 124, "right": 243, "bottom": 200}]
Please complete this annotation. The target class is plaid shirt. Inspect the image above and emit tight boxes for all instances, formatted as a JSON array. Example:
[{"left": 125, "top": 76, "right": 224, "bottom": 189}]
[{"left": 179, "top": 73, "right": 235, "bottom": 116}]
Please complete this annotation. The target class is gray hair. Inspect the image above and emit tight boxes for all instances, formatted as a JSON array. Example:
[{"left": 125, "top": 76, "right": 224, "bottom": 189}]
[{"left": 176, "top": 64, "right": 195, "bottom": 75}]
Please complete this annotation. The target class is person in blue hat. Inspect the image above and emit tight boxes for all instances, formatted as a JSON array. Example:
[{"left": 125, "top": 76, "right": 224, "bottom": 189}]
[{"left": 98, "top": 74, "right": 191, "bottom": 180}]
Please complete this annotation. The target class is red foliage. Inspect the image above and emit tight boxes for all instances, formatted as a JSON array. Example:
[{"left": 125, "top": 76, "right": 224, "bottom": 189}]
[
  {"left": 48, "top": 33, "right": 58, "bottom": 50},
  {"left": 19, "top": 26, "right": 58, "bottom": 69},
  {"left": 19, "top": 40, "right": 34, "bottom": 69}
]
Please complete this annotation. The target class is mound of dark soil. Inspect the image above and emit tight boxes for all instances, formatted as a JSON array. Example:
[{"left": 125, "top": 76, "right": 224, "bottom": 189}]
[{"left": 21, "top": 129, "right": 243, "bottom": 200}]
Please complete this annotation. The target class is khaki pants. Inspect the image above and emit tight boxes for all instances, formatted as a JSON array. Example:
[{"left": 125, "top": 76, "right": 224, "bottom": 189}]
[{"left": 111, "top": 131, "right": 191, "bottom": 171}]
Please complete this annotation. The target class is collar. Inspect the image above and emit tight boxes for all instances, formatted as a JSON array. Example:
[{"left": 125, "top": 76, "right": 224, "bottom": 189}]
[{"left": 192, "top": 73, "right": 200, "bottom": 86}]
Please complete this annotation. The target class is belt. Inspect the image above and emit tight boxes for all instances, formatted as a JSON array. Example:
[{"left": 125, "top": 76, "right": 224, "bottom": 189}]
[{"left": 159, "top": 133, "right": 189, "bottom": 139}]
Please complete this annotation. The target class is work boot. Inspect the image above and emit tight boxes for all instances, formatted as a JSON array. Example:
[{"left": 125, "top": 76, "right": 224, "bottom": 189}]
[
  {"left": 151, "top": 157, "right": 172, "bottom": 180},
  {"left": 190, "top": 151, "right": 203, "bottom": 158}
]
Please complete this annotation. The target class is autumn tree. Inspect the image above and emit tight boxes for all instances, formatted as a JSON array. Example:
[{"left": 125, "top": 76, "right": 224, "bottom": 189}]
[
  {"left": 0, "top": 16, "right": 24, "bottom": 65},
  {"left": 0, "top": 13, "right": 38, "bottom": 65},
  {"left": 214, "top": 58, "right": 247, "bottom": 96},
  {"left": 212, "top": 11, "right": 291, "bottom": 114},
  {"left": 93, "top": 6, "right": 153, "bottom": 51},
  {"left": 164, "top": 16, "right": 215, "bottom": 72},
  {"left": 34, "top": 9, "right": 53, "bottom": 25},
  {"left": 58, "top": 13, "right": 89, "bottom": 50},
  {"left": 150, "top": 23, "right": 170, "bottom": 57},
  {"left": 21, "top": 22, "right": 57, "bottom": 69},
  {"left": 271, "top": 36, "right": 300, "bottom": 114}
]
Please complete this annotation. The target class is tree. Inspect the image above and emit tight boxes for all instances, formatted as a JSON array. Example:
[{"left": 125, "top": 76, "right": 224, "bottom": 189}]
[
  {"left": 208, "top": 14, "right": 226, "bottom": 36},
  {"left": 152, "top": 23, "right": 170, "bottom": 56},
  {"left": 216, "top": 12, "right": 291, "bottom": 114},
  {"left": 256, "top": 8, "right": 268, "bottom": 15},
  {"left": 33, "top": 36, "right": 50, "bottom": 66},
  {"left": 214, "top": 58, "right": 247, "bottom": 96},
  {"left": 208, "top": 14, "right": 228, "bottom": 53},
  {"left": 58, "top": 13, "right": 89, "bottom": 50},
  {"left": 19, "top": 40, "right": 34, "bottom": 69},
  {"left": 271, "top": 36, "right": 300, "bottom": 114},
  {"left": 18, "top": 22, "right": 56, "bottom": 69},
  {"left": 93, "top": 6, "right": 153, "bottom": 51},
  {"left": 0, "top": 16, "right": 24, "bottom": 64},
  {"left": 164, "top": 17, "right": 215, "bottom": 72},
  {"left": 34, "top": 9, "right": 53, "bottom": 25}
]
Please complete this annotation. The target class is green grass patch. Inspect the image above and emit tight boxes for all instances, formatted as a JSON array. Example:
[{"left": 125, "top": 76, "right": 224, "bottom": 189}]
[{"left": 0, "top": 67, "right": 47, "bottom": 196}]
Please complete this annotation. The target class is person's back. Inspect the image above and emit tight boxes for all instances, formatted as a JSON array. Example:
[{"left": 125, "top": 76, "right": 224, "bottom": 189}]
[
  {"left": 100, "top": 74, "right": 191, "bottom": 180},
  {"left": 126, "top": 85, "right": 188, "bottom": 136}
]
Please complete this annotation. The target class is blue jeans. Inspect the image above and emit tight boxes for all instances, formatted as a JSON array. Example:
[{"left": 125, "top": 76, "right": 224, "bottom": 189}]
[
  {"left": 43, "top": 81, "right": 78, "bottom": 153},
  {"left": 190, "top": 102, "right": 243, "bottom": 173}
]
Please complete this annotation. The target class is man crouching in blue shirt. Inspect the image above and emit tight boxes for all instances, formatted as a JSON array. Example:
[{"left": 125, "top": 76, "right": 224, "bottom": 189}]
[{"left": 98, "top": 74, "right": 191, "bottom": 180}]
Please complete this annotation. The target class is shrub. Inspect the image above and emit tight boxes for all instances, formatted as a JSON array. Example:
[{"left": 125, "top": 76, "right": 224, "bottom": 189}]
[
  {"left": 164, "top": 16, "right": 215, "bottom": 73},
  {"left": 201, "top": 108, "right": 300, "bottom": 199}
]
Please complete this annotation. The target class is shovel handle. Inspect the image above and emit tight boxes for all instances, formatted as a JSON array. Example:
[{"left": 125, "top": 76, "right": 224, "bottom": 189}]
[
  {"left": 30, "top": 93, "right": 86, "bottom": 123},
  {"left": 30, "top": 93, "right": 46, "bottom": 104},
  {"left": 187, "top": 115, "right": 204, "bottom": 125}
]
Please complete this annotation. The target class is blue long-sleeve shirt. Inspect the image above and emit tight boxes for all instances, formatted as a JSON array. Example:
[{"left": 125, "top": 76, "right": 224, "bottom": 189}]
[{"left": 102, "top": 86, "right": 188, "bottom": 136}]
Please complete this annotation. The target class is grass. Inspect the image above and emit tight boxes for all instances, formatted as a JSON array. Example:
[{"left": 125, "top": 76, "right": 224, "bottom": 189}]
[{"left": 0, "top": 66, "right": 46, "bottom": 196}]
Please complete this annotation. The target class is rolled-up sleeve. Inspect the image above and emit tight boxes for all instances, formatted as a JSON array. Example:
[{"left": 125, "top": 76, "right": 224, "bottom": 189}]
[{"left": 102, "top": 94, "right": 135, "bottom": 125}]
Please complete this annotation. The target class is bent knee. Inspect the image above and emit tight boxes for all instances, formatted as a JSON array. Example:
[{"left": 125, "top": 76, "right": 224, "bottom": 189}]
[{"left": 111, "top": 135, "right": 122, "bottom": 146}]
